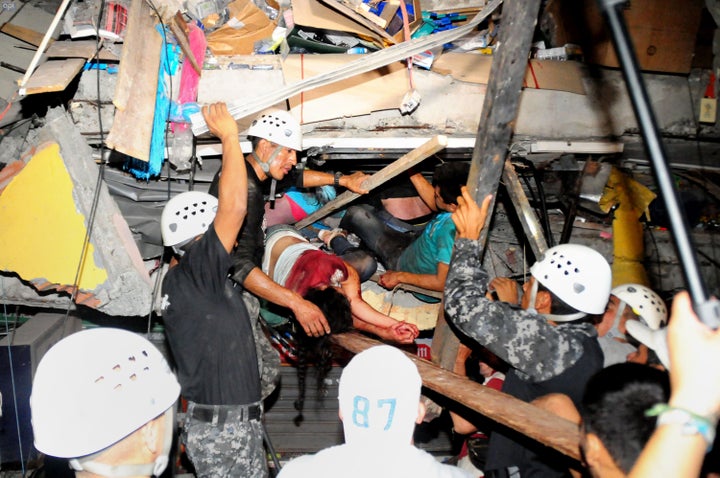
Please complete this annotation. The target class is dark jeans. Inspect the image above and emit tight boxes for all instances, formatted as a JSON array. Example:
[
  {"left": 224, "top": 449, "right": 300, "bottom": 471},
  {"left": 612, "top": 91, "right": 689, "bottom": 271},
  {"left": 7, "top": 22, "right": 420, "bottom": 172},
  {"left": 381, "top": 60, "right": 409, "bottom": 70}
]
[
  {"left": 339, "top": 204, "right": 414, "bottom": 270},
  {"left": 327, "top": 235, "right": 377, "bottom": 282}
]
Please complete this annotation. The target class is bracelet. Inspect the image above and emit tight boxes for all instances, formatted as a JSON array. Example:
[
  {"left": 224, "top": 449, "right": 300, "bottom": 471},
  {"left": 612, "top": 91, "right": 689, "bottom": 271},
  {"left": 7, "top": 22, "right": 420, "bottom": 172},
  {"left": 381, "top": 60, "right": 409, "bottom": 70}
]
[
  {"left": 333, "top": 171, "right": 343, "bottom": 188},
  {"left": 645, "top": 403, "right": 717, "bottom": 451}
]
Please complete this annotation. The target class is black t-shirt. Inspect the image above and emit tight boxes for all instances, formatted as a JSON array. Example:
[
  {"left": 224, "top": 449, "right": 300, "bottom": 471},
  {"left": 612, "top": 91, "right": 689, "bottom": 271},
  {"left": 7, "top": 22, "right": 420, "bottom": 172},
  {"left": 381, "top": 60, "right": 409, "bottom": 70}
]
[
  {"left": 162, "top": 224, "right": 261, "bottom": 405},
  {"left": 208, "top": 163, "right": 302, "bottom": 284}
]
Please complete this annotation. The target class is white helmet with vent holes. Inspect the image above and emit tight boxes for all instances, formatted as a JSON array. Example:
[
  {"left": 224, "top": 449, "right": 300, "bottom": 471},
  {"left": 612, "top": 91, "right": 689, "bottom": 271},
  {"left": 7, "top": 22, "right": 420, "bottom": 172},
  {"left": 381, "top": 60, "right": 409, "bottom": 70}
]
[
  {"left": 30, "top": 328, "right": 180, "bottom": 461},
  {"left": 611, "top": 283, "right": 667, "bottom": 330},
  {"left": 248, "top": 109, "right": 302, "bottom": 151},
  {"left": 530, "top": 243, "right": 611, "bottom": 315},
  {"left": 161, "top": 191, "right": 218, "bottom": 247}
]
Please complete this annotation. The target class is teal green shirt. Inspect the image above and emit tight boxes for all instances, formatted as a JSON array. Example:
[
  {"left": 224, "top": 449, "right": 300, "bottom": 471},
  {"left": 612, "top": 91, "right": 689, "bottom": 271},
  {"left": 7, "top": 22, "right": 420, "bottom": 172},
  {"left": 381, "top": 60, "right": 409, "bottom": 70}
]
[{"left": 397, "top": 212, "right": 456, "bottom": 274}]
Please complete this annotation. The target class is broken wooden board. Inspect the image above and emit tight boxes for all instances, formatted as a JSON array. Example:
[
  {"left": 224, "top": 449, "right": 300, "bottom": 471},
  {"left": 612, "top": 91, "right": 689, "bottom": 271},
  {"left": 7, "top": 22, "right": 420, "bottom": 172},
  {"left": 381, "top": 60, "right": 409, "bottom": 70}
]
[
  {"left": 45, "top": 40, "right": 119, "bottom": 61},
  {"left": 333, "top": 332, "right": 582, "bottom": 461},
  {"left": 0, "top": 23, "right": 51, "bottom": 48},
  {"left": 19, "top": 58, "right": 84, "bottom": 95},
  {"left": 105, "top": 0, "right": 162, "bottom": 161},
  {"left": 295, "top": 135, "right": 448, "bottom": 229}
]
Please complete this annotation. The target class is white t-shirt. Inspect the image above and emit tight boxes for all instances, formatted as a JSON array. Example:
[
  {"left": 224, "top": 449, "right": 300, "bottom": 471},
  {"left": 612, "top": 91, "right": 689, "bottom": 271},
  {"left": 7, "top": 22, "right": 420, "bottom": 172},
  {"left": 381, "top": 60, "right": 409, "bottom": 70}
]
[{"left": 278, "top": 443, "right": 473, "bottom": 478}]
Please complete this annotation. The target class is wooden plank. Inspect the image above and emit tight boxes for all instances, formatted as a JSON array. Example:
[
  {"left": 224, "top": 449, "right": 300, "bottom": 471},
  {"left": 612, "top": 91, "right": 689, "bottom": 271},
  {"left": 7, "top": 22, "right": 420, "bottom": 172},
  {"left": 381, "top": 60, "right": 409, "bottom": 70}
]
[
  {"left": 20, "top": 58, "right": 85, "bottom": 95},
  {"left": 105, "top": 0, "right": 162, "bottom": 161},
  {"left": 294, "top": 135, "right": 448, "bottom": 229},
  {"left": 0, "top": 23, "right": 51, "bottom": 48},
  {"left": 319, "top": 0, "right": 395, "bottom": 42},
  {"left": 169, "top": 12, "right": 201, "bottom": 75},
  {"left": 333, "top": 332, "right": 582, "bottom": 461},
  {"left": 45, "top": 40, "right": 119, "bottom": 61},
  {"left": 433, "top": 0, "right": 543, "bottom": 376},
  {"left": 502, "top": 158, "right": 548, "bottom": 258}
]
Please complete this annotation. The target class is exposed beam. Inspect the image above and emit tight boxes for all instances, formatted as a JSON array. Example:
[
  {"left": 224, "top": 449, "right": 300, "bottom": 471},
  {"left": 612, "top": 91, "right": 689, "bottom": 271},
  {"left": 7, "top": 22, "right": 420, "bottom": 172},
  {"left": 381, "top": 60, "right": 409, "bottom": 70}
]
[{"left": 333, "top": 332, "right": 582, "bottom": 461}]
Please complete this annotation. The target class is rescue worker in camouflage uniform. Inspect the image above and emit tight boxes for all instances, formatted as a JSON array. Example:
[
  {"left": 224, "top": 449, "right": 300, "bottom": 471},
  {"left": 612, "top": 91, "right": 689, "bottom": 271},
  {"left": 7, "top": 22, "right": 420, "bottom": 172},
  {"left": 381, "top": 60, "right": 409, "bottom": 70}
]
[
  {"left": 160, "top": 103, "right": 267, "bottom": 477},
  {"left": 444, "top": 188, "right": 611, "bottom": 478}
]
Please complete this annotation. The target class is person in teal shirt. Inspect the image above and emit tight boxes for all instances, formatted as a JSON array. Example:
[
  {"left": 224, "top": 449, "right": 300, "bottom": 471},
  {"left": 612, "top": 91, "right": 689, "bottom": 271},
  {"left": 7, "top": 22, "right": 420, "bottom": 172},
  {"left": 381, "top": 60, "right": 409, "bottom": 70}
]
[{"left": 338, "top": 162, "right": 470, "bottom": 296}]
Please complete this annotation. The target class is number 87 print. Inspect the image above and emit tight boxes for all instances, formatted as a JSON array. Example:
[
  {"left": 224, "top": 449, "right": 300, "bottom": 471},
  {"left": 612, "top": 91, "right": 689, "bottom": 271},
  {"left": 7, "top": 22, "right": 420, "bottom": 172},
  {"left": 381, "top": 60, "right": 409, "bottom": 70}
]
[{"left": 352, "top": 396, "right": 397, "bottom": 431}]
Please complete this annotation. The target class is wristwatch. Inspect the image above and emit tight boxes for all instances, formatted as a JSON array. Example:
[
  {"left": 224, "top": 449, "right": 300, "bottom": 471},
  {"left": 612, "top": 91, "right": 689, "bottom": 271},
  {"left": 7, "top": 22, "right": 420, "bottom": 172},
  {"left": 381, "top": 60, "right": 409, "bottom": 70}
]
[{"left": 334, "top": 171, "right": 343, "bottom": 188}]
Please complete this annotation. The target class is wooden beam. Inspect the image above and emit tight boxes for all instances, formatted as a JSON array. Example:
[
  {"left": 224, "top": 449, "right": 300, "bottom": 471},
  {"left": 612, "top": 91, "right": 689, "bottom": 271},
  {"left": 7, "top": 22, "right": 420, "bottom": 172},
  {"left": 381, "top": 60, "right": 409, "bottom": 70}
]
[
  {"left": 105, "top": 0, "right": 162, "bottom": 161},
  {"left": 333, "top": 332, "right": 582, "bottom": 461},
  {"left": 170, "top": 12, "right": 202, "bottom": 75},
  {"left": 294, "top": 135, "right": 448, "bottom": 229},
  {"left": 434, "top": 0, "right": 543, "bottom": 375},
  {"left": 502, "top": 158, "right": 548, "bottom": 258}
]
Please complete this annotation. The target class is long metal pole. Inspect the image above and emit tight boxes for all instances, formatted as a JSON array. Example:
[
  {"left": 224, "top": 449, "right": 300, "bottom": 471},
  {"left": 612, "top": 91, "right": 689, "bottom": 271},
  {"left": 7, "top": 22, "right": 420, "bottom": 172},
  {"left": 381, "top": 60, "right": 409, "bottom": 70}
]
[{"left": 597, "top": 0, "right": 719, "bottom": 328}]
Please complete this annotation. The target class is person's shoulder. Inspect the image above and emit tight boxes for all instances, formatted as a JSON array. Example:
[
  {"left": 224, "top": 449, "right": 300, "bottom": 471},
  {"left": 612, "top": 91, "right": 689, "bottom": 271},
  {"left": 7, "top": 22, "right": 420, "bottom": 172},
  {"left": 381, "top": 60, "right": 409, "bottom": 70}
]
[
  {"left": 279, "top": 445, "right": 348, "bottom": 478},
  {"left": 403, "top": 446, "right": 473, "bottom": 477}
]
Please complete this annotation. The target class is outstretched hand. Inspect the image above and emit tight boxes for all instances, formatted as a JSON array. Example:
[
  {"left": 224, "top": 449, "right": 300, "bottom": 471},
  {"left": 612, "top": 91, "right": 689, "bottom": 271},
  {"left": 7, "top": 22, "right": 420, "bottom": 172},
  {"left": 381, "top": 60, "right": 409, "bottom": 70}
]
[
  {"left": 202, "top": 102, "right": 239, "bottom": 143},
  {"left": 386, "top": 321, "right": 420, "bottom": 344},
  {"left": 452, "top": 187, "right": 493, "bottom": 241}
]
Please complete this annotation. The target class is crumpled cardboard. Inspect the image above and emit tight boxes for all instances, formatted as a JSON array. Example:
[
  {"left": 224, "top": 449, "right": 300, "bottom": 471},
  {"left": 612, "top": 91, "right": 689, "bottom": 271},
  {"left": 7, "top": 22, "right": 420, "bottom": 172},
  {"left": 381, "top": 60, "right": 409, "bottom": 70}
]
[{"left": 206, "top": 0, "right": 277, "bottom": 56}]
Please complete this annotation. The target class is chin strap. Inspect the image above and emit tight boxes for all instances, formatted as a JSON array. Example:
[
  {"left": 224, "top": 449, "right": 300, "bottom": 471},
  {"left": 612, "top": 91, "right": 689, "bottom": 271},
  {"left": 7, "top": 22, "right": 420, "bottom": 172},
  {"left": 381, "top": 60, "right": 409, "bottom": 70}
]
[
  {"left": 605, "top": 299, "right": 627, "bottom": 340},
  {"left": 252, "top": 145, "right": 283, "bottom": 174},
  {"left": 526, "top": 279, "right": 587, "bottom": 323},
  {"left": 69, "top": 408, "right": 175, "bottom": 477}
]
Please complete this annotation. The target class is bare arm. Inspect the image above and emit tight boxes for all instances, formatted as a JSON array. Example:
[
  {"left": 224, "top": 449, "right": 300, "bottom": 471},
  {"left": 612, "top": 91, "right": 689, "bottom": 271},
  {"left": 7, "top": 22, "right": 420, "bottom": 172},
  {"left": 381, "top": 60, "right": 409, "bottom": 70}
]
[
  {"left": 408, "top": 171, "right": 438, "bottom": 212},
  {"left": 629, "top": 291, "right": 720, "bottom": 478},
  {"left": 341, "top": 265, "right": 419, "bottom": 343},
  {"left": 301, "top": 169, "right": 370, "bottom": 194},
  {"left": 243, "top": 267, "right": 330, "bottom": 337},
  {"left": 203, "top": 103, "right": 246, "bottom": 253},
  {"left": 449, "top": 344, "right": 479, "bottom": 435},
  {"left": 378, "top": 262, "right": 449, "bottom": 292}
]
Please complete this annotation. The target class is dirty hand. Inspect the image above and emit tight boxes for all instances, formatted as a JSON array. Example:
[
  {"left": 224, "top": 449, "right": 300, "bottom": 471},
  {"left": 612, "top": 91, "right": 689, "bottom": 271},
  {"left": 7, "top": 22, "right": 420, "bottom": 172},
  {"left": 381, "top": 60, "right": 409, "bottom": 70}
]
[
  {"left": 388, "top": 321, "right": 420, "bottom": 344},
  {"left": 378, "top": 271, "right": 403, "bottom": 289},
  {"left": 292, "top": 298, "right": 331, "bottom": 338},
  {"left": 667, "top": 291, "right": 720, "bottom": 420},
  {"left": 452, "top": 187, "right": 493, "bottom": 241},
  {"left": 489, "top": 277, "right": 520, "bottom": 304},
  {"left": 202, "top": 102, "right": 239, "bottom": 143},
  {"left": 340, "top": 171, "right": 371, "bottom": 194}
]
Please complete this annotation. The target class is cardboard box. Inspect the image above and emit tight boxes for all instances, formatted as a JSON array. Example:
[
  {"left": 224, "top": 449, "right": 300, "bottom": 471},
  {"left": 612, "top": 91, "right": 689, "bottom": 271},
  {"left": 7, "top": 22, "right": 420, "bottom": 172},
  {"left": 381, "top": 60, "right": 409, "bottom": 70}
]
[{"left": 581, "top": 0, "right": 704, "bottom": 74}]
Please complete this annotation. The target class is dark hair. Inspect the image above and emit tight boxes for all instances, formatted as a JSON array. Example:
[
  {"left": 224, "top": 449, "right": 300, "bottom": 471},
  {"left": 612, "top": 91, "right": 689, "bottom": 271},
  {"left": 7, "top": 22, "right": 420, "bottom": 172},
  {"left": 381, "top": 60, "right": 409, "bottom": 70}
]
[
  {"left": 292, "top": 287, "right": 353, "bottom": 425},
  {"left": 580, "top": 363, "right": 670, "bottom": 473},
  {"left": 432, "top": 162, "right": 470, "bottom": 205}
]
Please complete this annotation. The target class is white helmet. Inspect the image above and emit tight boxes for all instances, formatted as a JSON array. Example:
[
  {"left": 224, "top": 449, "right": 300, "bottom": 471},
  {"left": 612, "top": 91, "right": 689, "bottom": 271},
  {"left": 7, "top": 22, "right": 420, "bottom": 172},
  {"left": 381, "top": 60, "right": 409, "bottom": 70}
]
[
  {"left": 30, "top": 328, "right": 181, "bottom": 461},
  {"left": 161, "top": 191, "right": 218, "bottom": 247},
  {"left": 611, "top": 283, "right": 667, "bottom": 330},
  {"left": 248, "top": 109, "right": 302, "bottom": 151},
  {"left": 530, "top": 243, "right": 611, "bottom": 316}
]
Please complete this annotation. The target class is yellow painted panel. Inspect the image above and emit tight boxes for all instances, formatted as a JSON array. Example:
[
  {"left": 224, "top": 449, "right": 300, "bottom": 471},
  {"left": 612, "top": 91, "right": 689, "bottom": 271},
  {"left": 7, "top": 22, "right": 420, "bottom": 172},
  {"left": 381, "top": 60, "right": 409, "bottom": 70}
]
[{"left": 0, "top": 143, "right": 107, "bottom": 289}]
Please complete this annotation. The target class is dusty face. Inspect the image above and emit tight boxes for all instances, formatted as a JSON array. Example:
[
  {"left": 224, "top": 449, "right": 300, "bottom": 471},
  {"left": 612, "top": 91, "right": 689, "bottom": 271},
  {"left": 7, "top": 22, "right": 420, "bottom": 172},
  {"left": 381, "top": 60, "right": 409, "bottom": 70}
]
[{"left": 266, "top": 145, "right": 298, "bottom": 180}]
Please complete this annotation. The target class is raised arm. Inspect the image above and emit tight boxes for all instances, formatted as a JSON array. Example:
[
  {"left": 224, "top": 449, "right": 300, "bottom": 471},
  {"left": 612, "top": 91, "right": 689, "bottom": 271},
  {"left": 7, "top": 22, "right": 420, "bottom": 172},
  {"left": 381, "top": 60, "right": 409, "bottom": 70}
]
[
  {"left": 408, "top": 170, "right": 438, "bottom": 212},
  {"left": 203, "top": 102, "right": 246, "bottom": 253},
  {"left": 629, "top": 291, "right": 720, "bottom": 478}
]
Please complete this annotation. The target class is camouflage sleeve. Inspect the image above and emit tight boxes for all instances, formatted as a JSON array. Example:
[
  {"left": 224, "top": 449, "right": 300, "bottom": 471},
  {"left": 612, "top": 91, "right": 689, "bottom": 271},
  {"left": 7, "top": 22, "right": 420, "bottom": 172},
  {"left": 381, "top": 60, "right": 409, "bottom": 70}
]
[{"left": 445, "top": 238, "right": 586, "bottom": 382}]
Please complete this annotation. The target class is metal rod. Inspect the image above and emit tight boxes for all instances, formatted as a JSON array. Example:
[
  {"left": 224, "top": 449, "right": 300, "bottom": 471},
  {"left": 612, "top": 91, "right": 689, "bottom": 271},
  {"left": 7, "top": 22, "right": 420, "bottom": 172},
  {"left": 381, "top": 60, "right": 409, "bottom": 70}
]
[{"left": 597, "top": 0, "right": 720, "bottom": 328}]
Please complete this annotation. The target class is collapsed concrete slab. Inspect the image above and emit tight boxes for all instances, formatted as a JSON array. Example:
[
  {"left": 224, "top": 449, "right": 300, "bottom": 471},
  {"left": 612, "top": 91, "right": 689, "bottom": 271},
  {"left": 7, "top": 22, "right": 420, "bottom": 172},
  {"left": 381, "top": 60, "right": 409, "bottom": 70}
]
[{"left": 0, "top": 107, "right": 153, "bottom": 316}]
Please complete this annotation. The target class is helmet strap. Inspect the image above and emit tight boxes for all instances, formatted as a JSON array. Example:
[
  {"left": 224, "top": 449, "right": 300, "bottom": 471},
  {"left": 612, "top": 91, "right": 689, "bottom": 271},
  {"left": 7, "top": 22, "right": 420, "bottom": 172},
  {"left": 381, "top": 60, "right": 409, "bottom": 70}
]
[
  {"left": 69, "top": 408, "right": 175, "bottom": 477},
  {"left": 525, "top": 279, "right": 539, "bottom": 315},
  {"left": 252, "top": 144, "right": 283, "bottom": 175},
  {"left": 606, "top": 300, "right": 627, "bottom": 340}
]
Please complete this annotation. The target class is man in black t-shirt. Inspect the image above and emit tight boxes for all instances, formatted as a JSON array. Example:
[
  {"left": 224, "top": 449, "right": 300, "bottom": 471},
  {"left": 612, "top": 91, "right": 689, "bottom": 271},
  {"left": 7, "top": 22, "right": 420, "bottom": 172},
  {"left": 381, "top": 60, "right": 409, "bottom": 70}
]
[
  {"left": 160, "top": 103, "right": 267, "bottom": 477},
  {"left": 208, "top": 109, "right": 370, "bottom": 338}
]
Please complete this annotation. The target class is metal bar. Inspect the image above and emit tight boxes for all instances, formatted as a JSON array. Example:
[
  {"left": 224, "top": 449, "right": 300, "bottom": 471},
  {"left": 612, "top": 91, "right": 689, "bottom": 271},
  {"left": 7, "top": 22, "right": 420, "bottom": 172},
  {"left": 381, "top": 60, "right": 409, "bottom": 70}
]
[{"left": 598, "top": 0, "right": 720, "bottom": 328}]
